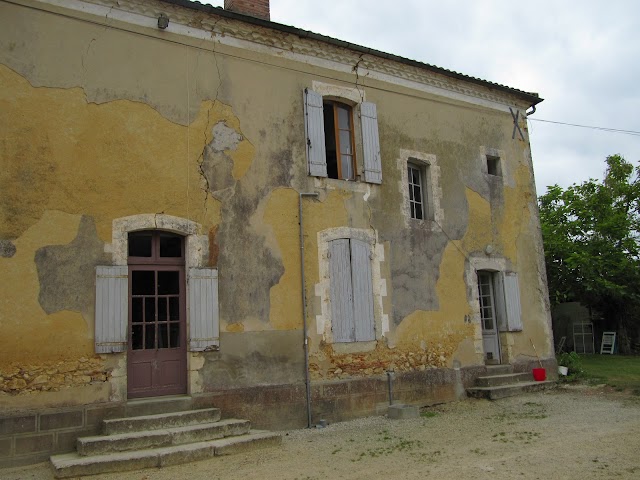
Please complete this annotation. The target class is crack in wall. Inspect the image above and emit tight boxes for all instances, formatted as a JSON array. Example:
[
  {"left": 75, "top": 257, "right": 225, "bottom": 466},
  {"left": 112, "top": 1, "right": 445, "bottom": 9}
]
[{"left": 352, "top": 54, "right": 366, "bottom": 104}]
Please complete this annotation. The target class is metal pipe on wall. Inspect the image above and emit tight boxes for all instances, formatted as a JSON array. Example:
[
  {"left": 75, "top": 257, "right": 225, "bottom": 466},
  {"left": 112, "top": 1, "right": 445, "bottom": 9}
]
[{"left": 299, "top": 192, "right": 319, "bottom": 428}]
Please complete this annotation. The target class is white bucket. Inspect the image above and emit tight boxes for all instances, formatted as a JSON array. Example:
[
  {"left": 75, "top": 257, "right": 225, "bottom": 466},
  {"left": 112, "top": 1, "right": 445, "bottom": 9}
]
[{"left": 558, "top": 366, "right": 568, "bottom": 376}]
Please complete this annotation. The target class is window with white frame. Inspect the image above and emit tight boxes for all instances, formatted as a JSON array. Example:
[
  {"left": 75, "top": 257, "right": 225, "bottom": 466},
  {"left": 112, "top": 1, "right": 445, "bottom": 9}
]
[
  {"left": 477, "top": 270, "right": 523, "bottom": 332},
  {"left": 407, "top": 162, "right": 429, "bottom": 220},
  {"left": 304, "top": 88, "right": 382, "bottom": 184}
]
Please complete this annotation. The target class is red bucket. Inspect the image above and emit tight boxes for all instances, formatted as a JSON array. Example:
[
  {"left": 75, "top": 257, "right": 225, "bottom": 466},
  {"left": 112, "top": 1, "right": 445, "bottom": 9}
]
[{"left": 532, "top": 368, "right": 546, "bottom": 382}]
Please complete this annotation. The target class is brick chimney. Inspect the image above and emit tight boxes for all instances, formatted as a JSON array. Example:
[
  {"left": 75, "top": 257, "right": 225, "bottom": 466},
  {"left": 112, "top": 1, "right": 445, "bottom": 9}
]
[{"left": 224, "top": 0, "right": 270, "bottom": 21}]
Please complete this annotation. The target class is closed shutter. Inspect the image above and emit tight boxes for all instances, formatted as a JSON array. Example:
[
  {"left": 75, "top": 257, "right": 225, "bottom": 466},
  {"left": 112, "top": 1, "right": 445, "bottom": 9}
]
[
  {"left": 329, "top": 239, "right": 355, "bottom": 342},
  {"left": 304, "top": 89, "right": 328, "bottom": 177},
  {"left": 188, "top": 268, "right": 220, "bottom": 351},
  {"left": 503, "top": 272, "right": 523, "bottom": 331},
  {"left": 350, "top": 239, "right": 375, "bottom": 341},
  {"left": 95, "top": 266, "right": 128, "bottom": 354},
  {"left": 361, "top": 102, "right": 382, "bottom": 184}
]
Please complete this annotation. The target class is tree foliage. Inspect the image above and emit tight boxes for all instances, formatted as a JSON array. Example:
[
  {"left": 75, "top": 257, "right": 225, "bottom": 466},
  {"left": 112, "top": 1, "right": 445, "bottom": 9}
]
[{"left": 539, "top": 155, "right": 640, "bottom": 352}]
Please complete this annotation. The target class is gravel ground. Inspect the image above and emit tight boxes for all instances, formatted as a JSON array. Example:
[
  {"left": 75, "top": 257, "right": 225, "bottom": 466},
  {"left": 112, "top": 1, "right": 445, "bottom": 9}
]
[{"left": 4, "top": 385, "right": 640, "bottom": 480}]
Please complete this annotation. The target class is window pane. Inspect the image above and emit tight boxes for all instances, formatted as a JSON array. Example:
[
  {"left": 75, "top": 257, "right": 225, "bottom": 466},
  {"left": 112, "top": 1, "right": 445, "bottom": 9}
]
[
  {"left": 170, "top": 323, "right": 180, "bottom": 348},
  {"left": 339, "top": 130, "right": 352, "bottom": 155},
  {"left": 341, "top": 155, "right": 354, "bottom": 180},
  {"left": 144, "top": 297, "right": 155, "bottom": 323},
  {"left": 337, "top": 105, "right": 350, "bottom": 129},
  {"left": 128, "top": 232, "right": 152, "bottom": 257},
  {"left": 160, "top": 233, "right": 182, "bottom": 257},
  {"left": 414, "top": 203, "right": 423, "bottom": 220},
  {"left": 132, "top": 298, "right": 143, "bottom": 323},
  {"left": 158, "top": 297, "right": 168, "bottom": 322},
  {"left": 145, "top": 325, "right": 155, "bottom": 349},
  {"left": 158, "top": 271, "right": 179, "bottom": 295},
  {"left": 132, "top": 271, "right": 155, "bottom": 295},
  {"left": 413, "top": 185, "right": 422, "bottom": 202},
  {"left": 158, "top": 323, "right": 168, "bottom": 349},
  {"left": 169, "top": 297, "right": 179, "bottom": 320},
  {"left": 410, "top": 203, "right": 416, "bottom": 218},
  {"left": 131, "top": 325, "right": 143, "bottom": 350}
]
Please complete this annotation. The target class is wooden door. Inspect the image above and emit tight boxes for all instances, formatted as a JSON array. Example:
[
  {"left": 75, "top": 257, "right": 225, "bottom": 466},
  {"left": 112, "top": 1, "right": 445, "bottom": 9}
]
[{"left": 127, "top": 232, "right": 187, "bottom": 398}]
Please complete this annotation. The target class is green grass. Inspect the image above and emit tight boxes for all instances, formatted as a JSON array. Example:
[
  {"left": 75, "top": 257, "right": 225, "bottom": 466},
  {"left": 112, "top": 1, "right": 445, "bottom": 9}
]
[{"left": 580, "top": 355, "right": 640, "bottom": 392}]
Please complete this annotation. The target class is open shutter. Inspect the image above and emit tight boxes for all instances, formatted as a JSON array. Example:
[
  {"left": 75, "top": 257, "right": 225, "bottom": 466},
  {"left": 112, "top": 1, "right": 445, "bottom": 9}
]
[
  {"left": 503, "top": 272, "right": 523, "bottom": 331},
  {"left": 361, "top": 102, "right": 382, "bottom": 184},
  {"left": 350, "top": 239, "right": 375, "bottom": 341},
  {"left": 329, "top": 239, "right": 355, "bottom": 342},
  {"left": 304, "top": 88, "right": 328, "bottom": 177},
  {"left": 95, "top": 266, "right": 128, "bottom": 354},
  {"left": 494, "top": 272, "right": 508, "bottom": 332},
  {"left": 188, "top": 268, "right": 220, "bottom": 351}
]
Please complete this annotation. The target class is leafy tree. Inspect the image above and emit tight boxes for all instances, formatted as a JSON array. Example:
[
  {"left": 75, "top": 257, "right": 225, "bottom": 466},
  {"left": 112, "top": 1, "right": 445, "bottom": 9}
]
[{"left": 539, "top": 155, "right": 640, "bottom": 353}]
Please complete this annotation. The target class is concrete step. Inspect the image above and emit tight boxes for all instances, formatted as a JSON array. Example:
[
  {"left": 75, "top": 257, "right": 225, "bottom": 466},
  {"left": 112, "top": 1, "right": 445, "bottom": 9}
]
[
  {"left": 103, "top": 408, "right": 221, "bottom": 435},
  {"left": 466, "top": 381, "right": 553, "bottom": 400},
  {"left": 475, "top": 372, "right": 533, "bottom": 387},
  {"left": 51, "top": 431, "right": 282, "bottom": 479},
  {"left": 78, "top": 419, "right": 250, "bottom": 456},
  {"left": 485, "top": 364, "right": 514, "bottom": 375}
]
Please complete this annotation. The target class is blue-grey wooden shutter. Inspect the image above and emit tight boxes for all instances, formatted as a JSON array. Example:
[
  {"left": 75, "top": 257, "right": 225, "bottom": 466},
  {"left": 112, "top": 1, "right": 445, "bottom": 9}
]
[
  {"left": 304, "top": 89, "right": 328, "bottom": 177},
  {"left": 329, "top": 239, "right": 355, "bottom": 342},
  {"left": 361, "top": 102, "right": 382, "bottom": 184},
  {"left": 503, "top": 272, "right": 523, "bottom": 331},
  {"left": 95, "top": 266, "right": 128, "bottom": 354},
  {"left": 188, "top": 268, "right": 220, "bottom": 351},
  {"left": 350, "top": 239, "right": 375, "bottom": 341}
]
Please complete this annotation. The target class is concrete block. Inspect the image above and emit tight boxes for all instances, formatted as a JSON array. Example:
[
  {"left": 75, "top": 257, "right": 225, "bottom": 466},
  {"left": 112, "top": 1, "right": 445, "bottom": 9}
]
[
  {"left": 55, "top": 428, "right": 99, "bottom": 453},
  {"left": 0, "top": 437, "right": 12, "bottom": 457},
  {"left": 40, "top": 411, "right": 83, "bottom": 431},
  {"left": 86, "top": 405, "right": 126, "bottom": 427},
  {"left": 157, "top": 441, "right": 215, "bottom": 467},
  {"left": 14, "top": 433, "right": 54, "bottom": 454},
  {"left": 0, "top": 415, "right": 36, "bottom": 435},
  {"left": 387, "top": 404, "right": 419, "bottom": 420},
  {"left": 51, "top": 451, "right": 158, "bottom": 478}
]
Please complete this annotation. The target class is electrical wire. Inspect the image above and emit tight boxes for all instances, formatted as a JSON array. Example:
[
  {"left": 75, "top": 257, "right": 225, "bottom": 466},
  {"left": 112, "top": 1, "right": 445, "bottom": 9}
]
[{"left": 529, "top": 118, "right": 640, "bottom": 137}]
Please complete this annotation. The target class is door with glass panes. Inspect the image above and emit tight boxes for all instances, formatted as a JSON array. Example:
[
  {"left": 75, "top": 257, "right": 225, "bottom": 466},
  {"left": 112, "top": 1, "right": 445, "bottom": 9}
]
[
  {"left": 478, "top": 271, "right": 501, "bottom": 364},
  {"left": 127, "top": 231, "right": 187, "bottom": 398}
]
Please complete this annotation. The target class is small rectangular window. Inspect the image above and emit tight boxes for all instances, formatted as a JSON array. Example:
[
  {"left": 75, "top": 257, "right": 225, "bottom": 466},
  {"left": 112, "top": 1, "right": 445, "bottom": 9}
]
[
  {"left": 486, "top": 155, "right": 501, "bottom": 176},
  {"left": 408, "top": 162, "right": 429, "bottom": 220}
]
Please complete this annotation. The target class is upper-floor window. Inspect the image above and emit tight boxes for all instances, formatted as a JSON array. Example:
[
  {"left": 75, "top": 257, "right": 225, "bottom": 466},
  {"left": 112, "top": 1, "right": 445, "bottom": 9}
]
[
  {"left": 304, "top": 88, "right": 382, "bottom": 184},
  {"left": 408, "top": 162, "right": 427, "bottom": 220},
  {"left": 323, "top": 100, "right": 356, "bottom": 180}
]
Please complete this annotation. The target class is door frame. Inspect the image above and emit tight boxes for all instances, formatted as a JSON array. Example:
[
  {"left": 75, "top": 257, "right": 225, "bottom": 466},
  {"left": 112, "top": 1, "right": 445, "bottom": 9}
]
[
  {"left": 478, "top": 270, "right": 502, "bottom": 364},
  {"left": 126, "top": 231, "right": 188, "bottom": 399}
]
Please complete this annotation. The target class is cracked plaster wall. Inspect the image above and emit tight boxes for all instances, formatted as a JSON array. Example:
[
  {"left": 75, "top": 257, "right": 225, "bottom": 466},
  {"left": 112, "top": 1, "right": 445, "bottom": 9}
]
[{"left": 0, "top": 0, "right": 552, "bottom": 402}]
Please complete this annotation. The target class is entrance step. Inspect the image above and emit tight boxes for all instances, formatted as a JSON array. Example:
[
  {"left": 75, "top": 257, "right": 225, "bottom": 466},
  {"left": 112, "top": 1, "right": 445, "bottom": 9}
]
[
  {"left": 51, "top": 431, "right": 281, "bottom": 478},
  {"left": 78, "top": 419, "right": 250, "bottom": 456},
  {"left": 467, "top": 365, "right": 553, "bottom": 400},
  {"left": 103, "top": 408, "right": 221, "bottom": 435},
  {"left": 50, "top": 402, "right": 280, "bottom": 478},
  {"left": 124, "top": 395, "right": 205, "bottom": 417}
]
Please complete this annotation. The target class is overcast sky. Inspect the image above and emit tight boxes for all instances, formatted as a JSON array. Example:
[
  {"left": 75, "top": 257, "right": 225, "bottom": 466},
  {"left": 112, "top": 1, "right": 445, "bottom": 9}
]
[{"left": 205, "top": 0, "right": 640, "bottom": 195}]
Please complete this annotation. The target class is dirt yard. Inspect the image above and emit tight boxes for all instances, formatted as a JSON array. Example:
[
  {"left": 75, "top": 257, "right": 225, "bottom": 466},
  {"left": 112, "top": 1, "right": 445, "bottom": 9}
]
[{"left": 4, "top": 385, "right": 640, "bottom": 480}]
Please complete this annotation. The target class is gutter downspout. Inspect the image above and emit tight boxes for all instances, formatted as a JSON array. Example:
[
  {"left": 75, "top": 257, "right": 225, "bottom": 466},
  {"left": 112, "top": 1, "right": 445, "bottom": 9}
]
[{"left": 299, "top": 192, "right": 319, "bottom": 428}]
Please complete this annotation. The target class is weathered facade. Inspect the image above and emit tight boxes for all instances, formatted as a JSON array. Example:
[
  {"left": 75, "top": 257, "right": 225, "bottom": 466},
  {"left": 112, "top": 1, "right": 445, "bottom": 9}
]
[{"left": 0, "top": 0, "right": 555, "bottom": 467}]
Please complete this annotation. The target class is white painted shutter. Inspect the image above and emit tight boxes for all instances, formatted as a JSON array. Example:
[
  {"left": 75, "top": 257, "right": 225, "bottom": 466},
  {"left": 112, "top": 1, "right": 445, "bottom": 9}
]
[
  {"left": 361, "top": 102, "right": 382, "bottom": 184},
  {"left": 350, "top": 239, "right": 375, "bottom": 341},
  {"left": 494, "top": 272, "right": 508, "bottom": 332},
  {"left": 503, "top": 272, "right": 523, "bottom": 331},
  {"left": 329, "top": 239, "right": 355, "bottom": 342},
  {"left": 304, "top": 89, "right": 328, "bottom": 177},
  {"left": 188, "top": 268, "right": 220, "bottom": 351},
  {"left": 95, "top": 266, "right": 128, "bottom": 354}
]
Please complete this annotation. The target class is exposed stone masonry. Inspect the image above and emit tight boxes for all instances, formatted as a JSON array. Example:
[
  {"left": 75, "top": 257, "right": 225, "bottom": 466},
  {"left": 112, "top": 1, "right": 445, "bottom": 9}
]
[{"left": 0, "top": 358, "right": 109, "bottom": 395}]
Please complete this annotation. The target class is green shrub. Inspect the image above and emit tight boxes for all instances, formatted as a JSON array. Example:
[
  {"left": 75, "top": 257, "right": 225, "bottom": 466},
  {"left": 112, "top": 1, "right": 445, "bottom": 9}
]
[{"left": 557, "top": 352, "right": 584, "bottom": 380}]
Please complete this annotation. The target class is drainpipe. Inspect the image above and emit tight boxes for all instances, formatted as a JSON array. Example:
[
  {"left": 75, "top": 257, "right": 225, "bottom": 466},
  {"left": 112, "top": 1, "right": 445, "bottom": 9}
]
[{"left": 299, "top": 192, "right": 319, "bottom": 428}]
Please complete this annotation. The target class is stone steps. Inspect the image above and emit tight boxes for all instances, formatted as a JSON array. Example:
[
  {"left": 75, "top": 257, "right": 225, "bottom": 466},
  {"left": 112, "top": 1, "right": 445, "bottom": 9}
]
[
  {"left": 467, "top": 365, "right": 553, "bottom": 400},
  {"left": 51, "top": 431, "right": 281, "bottom": 478},
  {"left": 50, "top": 400, "right": 280, "bottom": 478}
]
